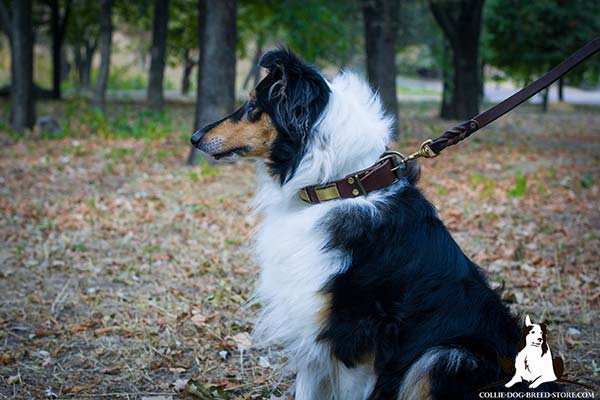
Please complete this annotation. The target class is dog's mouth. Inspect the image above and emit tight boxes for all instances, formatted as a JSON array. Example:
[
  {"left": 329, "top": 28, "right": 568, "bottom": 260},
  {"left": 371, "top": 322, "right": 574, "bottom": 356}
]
[
  {"left": 212, "top": 146, "right": 249, "bottom": 161},
  {"left": 530, "top": 342, "right": 541, "bottom": 347}
]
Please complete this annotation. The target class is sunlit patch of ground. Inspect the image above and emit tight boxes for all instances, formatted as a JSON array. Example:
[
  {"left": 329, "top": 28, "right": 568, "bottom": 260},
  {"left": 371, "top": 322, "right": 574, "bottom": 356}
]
[{"left": 0, "top": 101, "right": 598, "bottom": 398}]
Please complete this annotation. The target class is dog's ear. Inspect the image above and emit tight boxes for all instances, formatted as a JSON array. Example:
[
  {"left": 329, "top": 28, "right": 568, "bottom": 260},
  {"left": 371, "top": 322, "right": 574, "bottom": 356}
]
[
  {"left": 525, "top": 315, "right": 533, "bottom": 327},
  {"left": 259, "top": 48, "right": 311, "bottom": 78},
  {"left": 256, "top": 48, "right": 330, "bottom": 183},
  {"left": 259, "top": 49, "right": 286, "bottom": 72}
]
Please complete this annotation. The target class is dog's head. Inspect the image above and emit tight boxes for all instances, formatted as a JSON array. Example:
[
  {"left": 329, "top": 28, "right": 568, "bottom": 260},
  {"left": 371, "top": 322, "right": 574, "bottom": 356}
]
[
  {"left": 190, "top": 48, "right": 330, "bottom": 183},
  {"left": 517, "top": 315, "right": 549, "bottom": 354}
]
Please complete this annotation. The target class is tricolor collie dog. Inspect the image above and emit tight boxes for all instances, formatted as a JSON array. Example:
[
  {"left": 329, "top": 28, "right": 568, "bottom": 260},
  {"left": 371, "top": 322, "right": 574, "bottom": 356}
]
[
  {"left": 506, "top": 316, "right": 562, "bottom": 389},
  {"left": 190, "top": 49, "right": 556, "bottom": 399}
]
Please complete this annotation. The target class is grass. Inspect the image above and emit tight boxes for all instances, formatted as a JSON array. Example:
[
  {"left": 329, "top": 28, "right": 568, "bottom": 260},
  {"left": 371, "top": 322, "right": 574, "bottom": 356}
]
[
  {"left": 0, "top": 100, "right": 599, "bottom": 398},
  {"left": 33, "top": 98, "right": 184, "bottom": 140},
  {"left": 509, "top": 174, "right": 528, "bottom": 197},
  {"left": 470, "top": 173, "right": 496, "bottom": 198},
  {"left": 396, "top": 85, "right": 440, "bottom": 97}
]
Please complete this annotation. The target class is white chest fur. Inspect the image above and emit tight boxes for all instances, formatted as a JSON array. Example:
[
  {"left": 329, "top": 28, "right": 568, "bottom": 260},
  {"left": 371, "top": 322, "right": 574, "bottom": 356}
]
[
  {"left": 253, "top": 200, "right": 342, "bottom": 363},
  {"left": 252, "top": 200, "right": 376, "bottom": 399}
]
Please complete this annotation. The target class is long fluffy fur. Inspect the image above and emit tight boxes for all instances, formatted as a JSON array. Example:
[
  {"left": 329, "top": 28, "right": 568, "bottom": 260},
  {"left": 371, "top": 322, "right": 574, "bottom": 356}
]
[
  {"left": 252, "top": 71, "right": 391, "bottom": 399},
  {"left": 195, "top": 49, "right": 560, "bottom": 399}
]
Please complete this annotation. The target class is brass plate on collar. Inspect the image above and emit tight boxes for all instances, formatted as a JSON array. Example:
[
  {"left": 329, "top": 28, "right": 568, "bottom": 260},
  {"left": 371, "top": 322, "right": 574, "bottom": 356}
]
[
  {"left": 299, "top": 189, "right": 311, "bottom": 202},
  {"left": 315, "top": 184, "right": 340, "bottom": 202}
]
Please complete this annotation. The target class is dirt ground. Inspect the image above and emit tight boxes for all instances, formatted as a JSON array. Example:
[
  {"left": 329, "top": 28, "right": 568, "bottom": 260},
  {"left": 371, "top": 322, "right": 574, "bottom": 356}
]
[{"left": 1, "top": 101, "right": 599, "bottom": 399}]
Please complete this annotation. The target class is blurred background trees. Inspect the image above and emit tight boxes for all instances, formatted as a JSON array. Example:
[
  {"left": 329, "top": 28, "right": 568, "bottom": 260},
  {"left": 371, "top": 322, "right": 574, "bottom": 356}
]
[
  {"left": 0, "top": 0, "right": 598, "bottom": 138},
  {"left": 484, "top": 0, "right": 600, "bottom": 110},
  {"left": 429, "top": 0, "right": 484, "bottom": 119}
]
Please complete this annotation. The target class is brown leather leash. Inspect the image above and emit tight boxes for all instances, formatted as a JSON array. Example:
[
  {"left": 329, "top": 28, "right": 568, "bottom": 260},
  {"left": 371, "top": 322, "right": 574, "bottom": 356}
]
[{"left": 300, "top": 36, "right": 600, "bottom": 204}]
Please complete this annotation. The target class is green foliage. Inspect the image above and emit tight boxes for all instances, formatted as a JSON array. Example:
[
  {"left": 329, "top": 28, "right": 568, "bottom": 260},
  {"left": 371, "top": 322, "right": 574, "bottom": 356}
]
[
  {"left": 114, "top": 1, "right": 152, "bottom": 31},
  {"left": 484, "top": 0, "right": 600, "bottom": 86},
  {"left": 238, "top": 0, "right": 361, "bottom": 65},
  {"left": 396, "top": 0, "right": 445, "bottom": 78},
  {"left": 470, "top": 173, "right": 496, "bottom": 198},
  {"left": 397, "top": 45, "right": 439, "bottom": 78},
  {"left": 51, "top": 98, "right": 175, "bottom": 139},
  {"left": 199, "top": 159, "right": 220, "bottom": 177},
  {"left": 167, "top": 0, "right": 199, "bottom": 65},
  {"left": 509, "top": 174, "right": 528, "bottom": 197},
  {"left": 96, "top": 65, "right": 148, "bottom": 91},
  {"left": 580, "top": 172, "right": 594, "bottom": 188}
]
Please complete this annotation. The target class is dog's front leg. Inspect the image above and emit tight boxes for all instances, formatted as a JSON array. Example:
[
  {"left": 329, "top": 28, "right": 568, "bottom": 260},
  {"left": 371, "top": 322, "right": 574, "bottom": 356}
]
[
  {"left": 295, "top": 366, "right": 332, "bottom": 400},
  {"left": 529, "top": 375, "right": 554, "bottom": 389},
  {"left": 505, "top": 375, "right": 522, "bottom": 388}
]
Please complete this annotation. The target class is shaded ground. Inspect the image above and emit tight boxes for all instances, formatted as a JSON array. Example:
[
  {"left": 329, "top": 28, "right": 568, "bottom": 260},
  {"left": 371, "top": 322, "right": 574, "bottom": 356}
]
[{"left": 0, "top": 100, "right": 599, "bottom": 399}]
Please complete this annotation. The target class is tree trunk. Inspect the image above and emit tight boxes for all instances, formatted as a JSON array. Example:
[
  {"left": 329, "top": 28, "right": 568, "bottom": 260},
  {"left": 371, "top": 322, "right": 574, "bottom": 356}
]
[
  {"left": 187, "top": 0, "right": 237, "bottom": 166},
  {"left": 363, "top": 0, "right": 400, "bottom": 138},
  {"left": 429, "top": 0, "right": 484, "bottom": 120},
  {"left": 0, "top": 2, "right": 11, "bottom": 42},
  {"left": 81, "top": 39, "right": 96, "bottom": 88},
  {"left": 73, "top": 43, "right": 82, "bottom": 84},
  {"left": 440, "top": 44, "right": 453, "bottom": 118},
  {"left": 93, "top": 0, "right": 113, "bottom": 113},
  {"left": 181, "top": 49, "right": 194, "bottom": 96},
  {"left": 10, "top": 0, "right": 35, "bottom": 133},
  {"left": 558, "top": 77, "right": 564, "bottom": 102},
  {"left": 542, "top": 87, "right": 549, "bottom": 112},
  {"left": 49, "top": 0, "right": 71, "bottom": 99},
  {"left": 147, "top": 0, "right": 169, "bottom": 112}
]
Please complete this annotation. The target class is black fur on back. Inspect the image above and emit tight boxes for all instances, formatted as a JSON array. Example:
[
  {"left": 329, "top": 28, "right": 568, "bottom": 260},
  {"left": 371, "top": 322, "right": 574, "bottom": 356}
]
[
  {"left": 255, "top": 48, "right": 330, "bottom": 183},
  {"left": 317, "top": 183, "right": 526, "bottom": 399}
]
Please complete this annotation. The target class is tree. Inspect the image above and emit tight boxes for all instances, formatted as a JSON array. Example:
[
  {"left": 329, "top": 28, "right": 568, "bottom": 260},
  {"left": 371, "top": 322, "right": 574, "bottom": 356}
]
[
  {"left": 187, "top": 0, "right": 237, "bottom": 166},
  {"left": 147, "top": 0, "right": 169, "bottom": 112},
  {"left": 238, "top": 0, "right": 360, "bottom": 68},
  {"left": 181, "top": 48, "right": 198, "bottom": 95},
  {"left": 49, "top": 0, "right": 72, "bottom": 99},
  {"left": 168, "top": 0, "right": 199, "bottom": 95},
  {"left": 92, "top": 0, "right": 113, "bottom": 113},
  {"left": 1, "top": 0, "right": 36, "bottom": 133},
  {"left": 363, "top": 0, "right": 400, "bottom": 136},
  {"left": 65, "top": 1, "right": 99, "bottom": 90},
  {"left": 429, "top": 0, "right": 484, "bottom": 120},
  {"left": 484, "top": 0, "right": 600, "bottom": 110}
]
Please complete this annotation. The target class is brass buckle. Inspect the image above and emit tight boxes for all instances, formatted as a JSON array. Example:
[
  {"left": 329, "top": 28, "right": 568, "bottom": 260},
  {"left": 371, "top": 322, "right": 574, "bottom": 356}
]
[
  {"left": 381, "top": 139, "right": 438, "bottom": 165},
  {"left": 406, "top": 139, "right": 438, "bottom": 161}
]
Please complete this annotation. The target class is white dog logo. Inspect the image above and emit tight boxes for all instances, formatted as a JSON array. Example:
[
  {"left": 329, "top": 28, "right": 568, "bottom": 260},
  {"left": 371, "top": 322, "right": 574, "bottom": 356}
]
[{"left": 505, "top": 315, "right": 563, "bottom": 389}]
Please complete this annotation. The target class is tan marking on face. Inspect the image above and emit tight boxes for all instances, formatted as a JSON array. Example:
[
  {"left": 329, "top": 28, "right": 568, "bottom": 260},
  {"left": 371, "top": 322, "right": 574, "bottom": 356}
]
[{"left": 202, "top": 112, "right": 276, "bottom": 158}]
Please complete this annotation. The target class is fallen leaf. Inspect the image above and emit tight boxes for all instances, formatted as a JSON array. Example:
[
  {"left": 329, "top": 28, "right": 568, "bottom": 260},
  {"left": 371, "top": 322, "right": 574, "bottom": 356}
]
[
  {"left": 190, "top": 313, "right": 206, "bottom": 327},
  {"left": 172, "top": 378, "right": 189, "bottom": 392},
  {"left": 231, "top": 332, "right": 252, "bottom": 351}
]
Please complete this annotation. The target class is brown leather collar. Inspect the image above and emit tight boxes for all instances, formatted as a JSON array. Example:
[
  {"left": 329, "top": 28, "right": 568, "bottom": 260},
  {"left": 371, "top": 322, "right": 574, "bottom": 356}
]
[{"left": 299, "top": 152, "right": 407, "bottom": 204}]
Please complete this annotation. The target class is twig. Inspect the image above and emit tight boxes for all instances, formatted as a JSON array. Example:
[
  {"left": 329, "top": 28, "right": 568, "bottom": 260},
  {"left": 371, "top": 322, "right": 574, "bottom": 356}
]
[{"left": 51, "top": 278, "right": 71, "bottom": 316}]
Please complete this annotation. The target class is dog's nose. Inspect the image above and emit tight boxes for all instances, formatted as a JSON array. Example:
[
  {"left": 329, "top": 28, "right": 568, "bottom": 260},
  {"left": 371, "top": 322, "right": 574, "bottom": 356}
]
[
  {"left": 537, "top": 338, "right": 543, "bottom": 342},
  {"left": 190, "top": 129, "right": 206, "bottom": 148}
]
